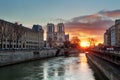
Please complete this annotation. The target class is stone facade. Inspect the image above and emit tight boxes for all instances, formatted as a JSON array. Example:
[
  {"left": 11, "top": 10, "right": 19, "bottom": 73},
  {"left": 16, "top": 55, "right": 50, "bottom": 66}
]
[
  {"left": 46, "top": 23, "right": 69, "bottom": 47},
  {"left": 104, "top": 19, "right": 120, "bottom": 47},
  {"left": 0, "top": 19, "right": 44, "bottom": 49},
  {"left": 0, "top": 49, "right": 64, "bottom": 67}
]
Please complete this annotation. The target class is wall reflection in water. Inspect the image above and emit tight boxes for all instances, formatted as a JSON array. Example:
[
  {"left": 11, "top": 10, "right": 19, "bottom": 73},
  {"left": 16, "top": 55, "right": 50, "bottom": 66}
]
[{"left": 42, "top": 58, "right": 65, "bottom": 80}]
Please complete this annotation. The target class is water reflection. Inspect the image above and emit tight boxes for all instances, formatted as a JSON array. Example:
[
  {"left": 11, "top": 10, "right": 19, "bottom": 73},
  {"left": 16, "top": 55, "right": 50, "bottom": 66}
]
[
  {"left": 0, "top": 53, "right": 106, "bottom": 80},
  {"left": 63, "top": 53, "right": 95, "bottom": 80}
]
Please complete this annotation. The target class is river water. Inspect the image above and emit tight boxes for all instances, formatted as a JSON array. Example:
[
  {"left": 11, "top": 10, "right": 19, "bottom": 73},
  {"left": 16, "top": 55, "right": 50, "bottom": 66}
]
[{"left": 0, "top": 53, "right": 108, "bottom": 80}]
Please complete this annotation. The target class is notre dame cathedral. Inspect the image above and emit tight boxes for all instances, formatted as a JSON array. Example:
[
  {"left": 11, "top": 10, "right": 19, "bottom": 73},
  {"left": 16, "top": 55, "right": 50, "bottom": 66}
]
[{"left": 46, "top": 23, "right": 69, "bottom": 47}]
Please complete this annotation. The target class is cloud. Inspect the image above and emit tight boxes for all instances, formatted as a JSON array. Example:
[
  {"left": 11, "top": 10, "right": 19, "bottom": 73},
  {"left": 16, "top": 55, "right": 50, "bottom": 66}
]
[
  {"left": 64, "top": 9, "right": 120, "bottom": 43},
  {"left": 99, "top": 9, "right": 120, "bottom": 17}
]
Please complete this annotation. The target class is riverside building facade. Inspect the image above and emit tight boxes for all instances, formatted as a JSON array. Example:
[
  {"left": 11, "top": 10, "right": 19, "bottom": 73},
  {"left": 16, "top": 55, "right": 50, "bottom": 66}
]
[
  {"left": 0, "top": 19, "right": 44, "bottom": 49},
  {"left": 104, "top": 19, "right": 120, "bottom": 47}
]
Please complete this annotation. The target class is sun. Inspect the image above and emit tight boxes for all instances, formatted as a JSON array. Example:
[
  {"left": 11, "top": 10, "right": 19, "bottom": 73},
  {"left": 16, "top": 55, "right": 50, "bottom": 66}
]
[{"left": 80, "top": 42, "right": 89, "bottom": 47}]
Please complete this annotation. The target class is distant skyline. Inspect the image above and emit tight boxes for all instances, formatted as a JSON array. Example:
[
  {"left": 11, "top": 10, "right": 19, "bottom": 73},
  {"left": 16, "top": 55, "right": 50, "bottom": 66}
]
[{"left": 0, "top": 0, "right": 120, "bottom": 43}]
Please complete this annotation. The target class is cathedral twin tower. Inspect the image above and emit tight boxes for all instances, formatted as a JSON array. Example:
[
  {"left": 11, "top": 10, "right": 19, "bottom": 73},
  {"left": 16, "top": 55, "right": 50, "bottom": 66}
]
[
  {"left": 47, "top": 23, "right": 64, "bottom": 33},
  {"left": 46, "top": 23, "right": 68, "bottom": 47}
]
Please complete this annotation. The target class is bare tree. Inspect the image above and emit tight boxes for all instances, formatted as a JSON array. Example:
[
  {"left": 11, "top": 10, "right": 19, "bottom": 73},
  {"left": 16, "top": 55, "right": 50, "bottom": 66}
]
[
  {"left": 0, "top": 21, "right": 26, "bottom": 49},
  {"left": 14, "top": 23, "right": 25, "bottom": 48},
  {"left": 71, "top": 36, "right": 80, "bottom": 44},
  {"left": 7, "top": 24, "right": 15, "bottom": 49},
  {"left": 0, "top": 21, "right": 8, "bottom": 48},
  {"left": 71, "top": 36, "right": 81, "bottom": 48},
  {"left": 88, "top": 37, "right": 97, "bottom": 47},
  {"left": 0, "top": 20, "right": 3, "bottom": 48}
]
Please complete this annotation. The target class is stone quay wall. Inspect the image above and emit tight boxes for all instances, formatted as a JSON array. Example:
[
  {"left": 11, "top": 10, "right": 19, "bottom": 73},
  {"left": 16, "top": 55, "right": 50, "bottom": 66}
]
[
  {"left": 86, "top": 54, "right": 120, "bottom": 80},
  {"left": 0, "top": 49, "right": 64, "bottom": 67}
]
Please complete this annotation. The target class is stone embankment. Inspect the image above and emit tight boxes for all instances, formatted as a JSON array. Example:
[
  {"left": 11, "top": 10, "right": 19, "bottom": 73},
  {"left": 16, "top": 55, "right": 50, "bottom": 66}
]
[
  {"left": 86, "top": 53, "right": 120, "bottom": 80},
  {"left": 90, "top": 50, "right": 120, "bottom": 65},
  {"left": 0, "top": 49, "right": 64, "bottom": 67},
  {"left": 64, "top": 48, "right": 80, "bottom": 57}
]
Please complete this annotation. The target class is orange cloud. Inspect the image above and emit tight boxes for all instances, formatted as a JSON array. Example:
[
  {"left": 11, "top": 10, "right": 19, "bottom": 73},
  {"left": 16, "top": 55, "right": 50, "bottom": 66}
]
[
  {"left": 64, "top": 9, "right": 120, "bottom": 43},
  {"left": 43, "top": 9, "right": 120, "bottom": 44}
]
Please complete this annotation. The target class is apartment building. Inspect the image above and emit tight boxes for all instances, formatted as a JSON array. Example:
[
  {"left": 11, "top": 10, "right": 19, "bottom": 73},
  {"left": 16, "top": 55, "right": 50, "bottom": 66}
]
[
  {"left": 104, "top": 19, "right": 120, "bottom": 47},
  {"left": 0, "top": 19, "right": 44, "bottom": 49}
]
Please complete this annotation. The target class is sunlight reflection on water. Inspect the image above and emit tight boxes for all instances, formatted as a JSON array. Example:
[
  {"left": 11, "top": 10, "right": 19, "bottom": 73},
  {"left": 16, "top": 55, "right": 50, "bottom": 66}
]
[{"left": 0, "top": 53, "right": 97, "bottom": 80}]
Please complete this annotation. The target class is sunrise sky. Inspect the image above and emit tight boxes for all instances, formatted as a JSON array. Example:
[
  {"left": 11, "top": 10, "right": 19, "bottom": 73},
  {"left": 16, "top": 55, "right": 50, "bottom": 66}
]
[{"left": 0, "top": 0, "right": 120, "bottom": 44}]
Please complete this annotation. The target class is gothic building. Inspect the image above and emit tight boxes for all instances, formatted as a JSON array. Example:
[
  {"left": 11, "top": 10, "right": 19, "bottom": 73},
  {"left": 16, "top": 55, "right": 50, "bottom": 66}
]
[{"left": 46, "top": 23, "right": 69, "bottom": 47}]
